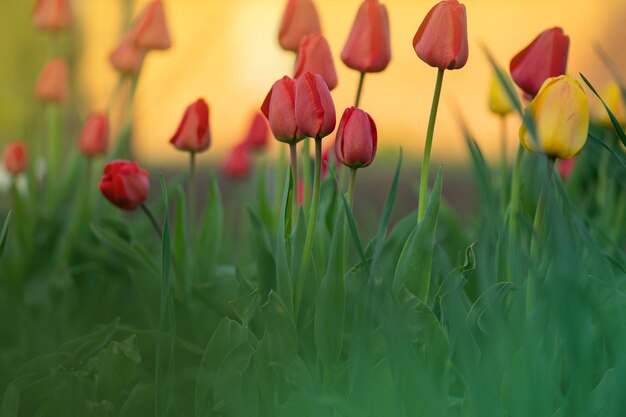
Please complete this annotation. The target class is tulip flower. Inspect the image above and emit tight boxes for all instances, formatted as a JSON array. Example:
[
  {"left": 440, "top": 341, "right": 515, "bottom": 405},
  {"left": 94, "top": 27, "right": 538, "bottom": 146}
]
[
  {"left": 2, "top": 142, "right": 28, "bottom": 176},
  {"left": 510, "top": 27, "right": 569, "bottom": 97},
  {"left": 335, "top": 107, "right": 377, "bottom": 169},
  {"left": 295, "top": 72, "right": 336, "bottom": 140},
  {"left": 558, "top": 157, "right": 576, "bottom": 180},
  {"left": 592, "top": 82, "right": 626, "bottom": 127},
  {"left": 35, "top": 58, "right": 69, "bottom": 104},
  {"left": 221, "top": 145, "right": 252, "bottom": 179},
  {"left": 341, "top": 0, "right": 391, "bottom": 74},
  {"left": 278, "top": 0, "right": 321, "bottom": 52},
  {"left": 99, "top": 160, "right": 149, "bottom": 211},
  {"left": 32, "top": 0, "right": 73, "bottom": 32},
  {"left": 170, "top": 99, "right": 211, "bottom": 153},
  {"left": 132, "top": 0, "right": 172, "bottom": 51},
  {"left": 519, "top": 75, "right": 589, "bottom": 160},
  {"left": 488, "top": 72, "right": 514, "bottom": 117},
  {"left": 78, "top": 112, "right": 109, "bottom": 158},
  {"left": 412, "top": 0, "right": 468, "bottom": 71},
  {"left": 110, "top": 33, "right": 145, "bottom": 75},
  {"left": 294, "top": 32, "right": 338, "bottom": 90},
  {"left": 243, "top": 112, "right": 270, "bottom": 152},
  {"left": 261, "top": 76, "right": 303, "bottom": 144}
]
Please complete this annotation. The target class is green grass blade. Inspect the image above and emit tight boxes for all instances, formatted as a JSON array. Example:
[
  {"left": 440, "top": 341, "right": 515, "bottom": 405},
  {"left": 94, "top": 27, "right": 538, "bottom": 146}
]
[
  {"left": 588, "top": 131, "right": 626, "bottom": 168},
  {"left": 0, "top": 211, "right": 12, "bottom": 260},
  {"left": 197, "top": 174, "right": 224, "bottom": 279},
  {"left": 580, "top": 72, "right": 626, "bottom": 148},
  {"left": 276, "top": 167, "right": 294, "bottom": 312}
]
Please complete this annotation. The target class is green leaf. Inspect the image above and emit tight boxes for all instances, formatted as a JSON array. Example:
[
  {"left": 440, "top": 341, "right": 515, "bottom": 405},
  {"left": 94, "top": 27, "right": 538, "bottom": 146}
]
[
  {"left": 248, "top": 208, "right": 276, "bottom": 300},
  {"left": 196, "top": 174, "right": 223, "bottom": 280},
  {"left": 0, "top": 211, "right": 11, "bottom": 260},
  {"left": 0, "top": 384, "right": 19, "bottom": 417},
  {"left": 98, "top": 335, "right": 141, "bottom": 404},
  {"left": 172, "top": 186, "right": 189, "bottom": 287},
  {"left": 580, "top": 72, "right": 626, "bottom": 148},
  {"left": 55, "top": 318, "right": 120, "bottom": 364},
  {"left": 118, "top": 384, "right": 154, "bottom": 417},
  {"left": 276, "top": 168, "right": 294, "bottom": 311},
  {"left": 261, "top": 291, "right": 298, "bottom": 364},
  {"left": 392, "top": 167, "right": 443, "bottom": 302},
  {"left": 589, "top": 129, "right": 626, "bottom": 168}
]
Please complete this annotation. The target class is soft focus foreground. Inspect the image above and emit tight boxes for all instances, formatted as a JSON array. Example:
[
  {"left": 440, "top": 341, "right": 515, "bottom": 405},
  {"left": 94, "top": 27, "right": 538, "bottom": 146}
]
[{"left": 0, "top": 1, "right": 625, "bottom": 417}]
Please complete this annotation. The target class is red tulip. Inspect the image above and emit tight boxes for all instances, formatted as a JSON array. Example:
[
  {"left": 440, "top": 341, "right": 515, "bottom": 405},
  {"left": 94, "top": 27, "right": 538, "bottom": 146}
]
[
  {"left": 558, "top": 157, "right": 576, "bottom": 181},
  {"left": 294, "top": 32, "right": 338, "bottom": 90},
  {"left": 2, "top": 142, "right": 28, "bottom": 176},
  {"left": 261, "top": 76, "right": 304, "bottom": 144},
  {"left": 335, "top": 107, "right": 377, "bottom": 168},
  {"left": 132, "top": 0, "right": 172, "bottom": 51},
  {"left": 110, "top": 33, "right": 145, "bottom": 75},
  {"left": 99, "top": 160, "right": 149, "bottom": 211},
  {"left": 510, "top": 27, "right": 569, "bottom": 97},
  {"left": 32, "top": 0, "right": 73, "bottom": 32},
  {"left": 278, "top": 0, "right": 322, "bottom": 52},
  {"left": 243, "top": 112, "right": 270, "bottom": 151},
  {"left": 35, "top": 58, "right": 69, "bottom": 104},
  {"left": 295, "top": 72, "right": 336, "bottom": 139},
  {"left": 341, "top": 0, "right": 391, "bottom": 73},
  {"left": 170, "top": 99, "right": 211, "bottom": 153},
  {"left": 412, "top": 0, "right": 468, "bottom": 70},
  {"left": 221, "top": 144, "right": 252, "bottom": 179},
  {"left": 78, "top": 112, "right": 109, "bottom": 158}
]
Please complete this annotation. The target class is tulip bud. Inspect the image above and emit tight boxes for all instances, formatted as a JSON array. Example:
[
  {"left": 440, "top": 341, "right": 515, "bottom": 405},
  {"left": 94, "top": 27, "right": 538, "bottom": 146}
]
[
  {"left": 35, "top": 58, "right": 69, "bottom": 104},
  {"left": 558, "top": 157, "right": 576, "bottom": 180},
  {"left": 243, "top": 112, "right": 270, "bottom": 151},
  {"left": 261, "top": 76, "right": 304, "bottom": 144},
  {"left": 295, "top": 72, "right": 336, "bottom": 139},
  {"left": 341, "top": 0, "right": 391, "bottom": 73},
  {"left": 294, "top": 32, "right": 338, "bottom": 90},
  {"left": 2, "top": 142, "right": 28, "bottom": 176},
  {"left": 132, "top": 0, "right": 172, "bottom": 51},
  {"left": 221, "top": 145, "right": 252, "bottom": 179},
  {"left": 519, "top": 75, "right": 589, "bottom": 160},
  {"left": 110, "top": 33, "right": 145, "bottom": 75},
  {"left": 78, "top": 112, "right": 109, "bottom": 158},
  {"left": 278, "top": 0, "right": 322, "bottom": 52},
  {"left": 170, "top": 99, "right": 211, "bottom": 153},
  {"left": 335, "top": 107, "right": 377, "bottom": 168},
  {"left": 592, "top": 82, "right": 626, "bottom": 127},
  {"left": 413, "top": 0, "right": 468, "bottom": 71},
  {"left": 32, "top": 0, "right": 73, "bottom": 32},
  {"left": 510, "top": 27, "right": 569, "bottom": 97},
  {"left": 99, "top": 160, "right": 149, "bottom": 211},
  {"left": 488, "top": 72, "right": 514, "bottom": 116}
]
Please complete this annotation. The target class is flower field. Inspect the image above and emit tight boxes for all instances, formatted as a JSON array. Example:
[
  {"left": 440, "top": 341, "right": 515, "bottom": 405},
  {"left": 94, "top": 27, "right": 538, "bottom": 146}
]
[{"left": 0, "top": 0, "right": 625, "bottom": 416}]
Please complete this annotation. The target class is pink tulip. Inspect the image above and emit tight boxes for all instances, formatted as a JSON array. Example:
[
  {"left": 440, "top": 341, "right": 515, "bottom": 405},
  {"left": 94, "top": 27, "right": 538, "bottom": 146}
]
[
  {"left": 132, "top": 0, "right": 172, "bottom": 50},
  {"left": 295, "top": 72, "right": 336, "bottom": 139},
  {"left": 243, "top": 112, "right": 270, "bottom": 151},
  {"left": 278, "top": 0, "right": 322, "bottom": 52},
  {"left": 99, "top": 160, "right": 149, "bottom": 211},
  {"left": 335, "top": 107, "right": 377, "bottom": 168},
  {"left": 35, "top": 58, "right": 69, "bottom": 104},
  {"left": 170, "top": 99, "right": 211, "bottom": 153},
  {"left": 110, "top": 33, "right": 144, "bottom": 75},
  {"left": 78, "top": 112, "right": 109, "bottom": 158},
  {"left": 294, "top": 32, "right": 338, "bottom": 90},
  {"left": 32, "top": 0, "right": 73, "bottom": 32},
  {"left": 221, "top": 145, "right": 252, "bottom": 179},
  {"left": 261, "top": 76, "right": 304, "bottom": 144},
  {"left": 2, "top": 142, "right": 28, "bottom": 176}
]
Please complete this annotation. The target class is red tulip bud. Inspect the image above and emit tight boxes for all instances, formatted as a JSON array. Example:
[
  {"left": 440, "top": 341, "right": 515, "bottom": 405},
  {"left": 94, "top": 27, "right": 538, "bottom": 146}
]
[
  {"left": 278, "top": 0, "right": 321, "bottom": 52},
  {"left": 170, "top": 99, "right": 211, "bottom": 153},
  {"left": 110, "top": 33, "right": 145, "bottom": 75},
  {"left": 32, "top": 0, "right": 73, "bottom": 32},
  {"left": 35, "top": 58, "right": 69, "bottom": 104},
  {"left": 78, "top": 112, "right": 109, "bottom": 158},
  {"left": 412, "top": 0, "right": 468, "bottom": 70},
  {"left": 341, "top": 0, "right": 391, "bottom": 73},
  {"left": 244, "top": 112, "right": 270, "bottom": 151},
  {"left": 261, "top": 76, "right": 304, "bottom": 144},
  {"left": 295, "top": 72, "right": 336, "bottom": 139},
  {"left": 2, "top": 142, "right": 28, "bottom": 176},
  {"left": 221, "top": 145, "right": 252, "bottom": 179},
  {"left": 335, "top": 107, "right": 377, "bottom": 169},
  {"left": 294, "top": 32, "right": 338, "bottom": 90},
  {"left": 558, "top": 157, "right": 576, "bottom": 181},
  {"left": 510, "top": 27, "right": 569, "bottom": 97},
  {"left": 132, "top": 0, "right": 172, "bottom": 51},
  {"left": 99, "top": 160, "right": 149, "bottom": 211}
]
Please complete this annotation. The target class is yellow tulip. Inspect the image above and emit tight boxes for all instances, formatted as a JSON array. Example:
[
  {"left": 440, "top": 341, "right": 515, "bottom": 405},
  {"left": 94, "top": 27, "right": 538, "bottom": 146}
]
[
  {"left": 519, "top": 75, "right": 589, "bottom": 159},
  {"left": 592, "top": 81, "right": 626, "bottom": 127},
  {"left": 488, "top": 72, "right": 514, "bottom": 116}
]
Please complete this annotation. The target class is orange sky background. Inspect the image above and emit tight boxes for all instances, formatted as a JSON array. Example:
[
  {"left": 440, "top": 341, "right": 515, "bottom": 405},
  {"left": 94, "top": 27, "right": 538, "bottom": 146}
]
[{"left": 77, "top": 0, "right": 626, "bottom": 166}]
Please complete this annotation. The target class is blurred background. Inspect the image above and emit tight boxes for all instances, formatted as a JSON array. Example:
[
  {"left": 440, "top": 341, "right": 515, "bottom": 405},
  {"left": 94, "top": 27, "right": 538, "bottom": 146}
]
[{"left": 1, "top": 0, "right": 625, "bottom": 167}]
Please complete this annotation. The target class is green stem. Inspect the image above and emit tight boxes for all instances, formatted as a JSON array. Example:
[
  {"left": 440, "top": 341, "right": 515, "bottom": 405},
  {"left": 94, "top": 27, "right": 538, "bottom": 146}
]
[
  {"left": 294, "top": 139, "right": 322, "bottom": 316},
  {"left": 46, "top": 104, "right": 62, "bottom": 205},
  {"left": 508, "top": 145, "right": 524, "bottom": 238},
  {"left": 290, "top": 143, "right": 298, "bottom": 225},
  {"left": 417, "top": 68, "right": 445, "bottom": 223},
  {"left": 303, "top": 137, "right": 311, "bottom": 215},
  {"left": 141, "top": 203, "right": 163, "bottom": 239},
  {"left": 343, "top": 168, "right": 357, "bottom": 270},
  {"left": 189, "top": 151, "right": 197, "bottom": 240},
  {"left": 355, "top": 72, "right": 366, "bottom": 108},
  {"left": 499, "top": 116, "right": 508, "bottom": 212}
]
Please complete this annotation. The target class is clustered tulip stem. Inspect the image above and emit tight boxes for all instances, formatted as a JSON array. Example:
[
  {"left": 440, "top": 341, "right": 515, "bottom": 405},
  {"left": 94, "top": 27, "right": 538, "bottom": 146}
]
[
  {"left": 189, "top": 151, "right": 197, "bottom": 236},
  {"left": 289, "top": 143, "right": 298, "bottom": 224},
  {"left": 355, "top": 72, "right": 366, "bottom": 108},
  {"left": 141, "top": 203, "right": 163, "bottom": 239},
  {"left": 303, "top": 137, "right": 312, "bottom": 213},
  {"left": 417, "top": 68, "right": 445, "bottom": 223}
]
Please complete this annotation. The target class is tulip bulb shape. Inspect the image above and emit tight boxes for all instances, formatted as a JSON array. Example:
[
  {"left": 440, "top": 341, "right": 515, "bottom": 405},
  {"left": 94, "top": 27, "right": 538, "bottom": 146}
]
[
  {"left": 32, "top": 0, "right": 73, "bottom": 32},
  {"left": 295, "top": 72, "right": 336, "bottom": 139},
  {"left": 261, "top": 76, "right": 304, "bottom": 144},
  {"left": 278, "top": 0, "right": 322, "bottom": 52},
  {"left": 335, "top": 107, "right": 377, "bottom": 168},
  {"left": 35, "top": 58, "right": 69, "bottom": 104},
  {"left": 341, "top": 0, "right": 391, "bottom": 73},
  {"left": 294, "top": 32, "right": 338, "bottom": 90},
  {"left": 78, "top": 112, "right": 109, "bottom": 158},
  {"left": 519, "top": 75, "right": 589, "bottom": 160},
  {"left": 170, "top": 99, "right": 211, "bottom": 153},
  {"left": 510, "top": 27, "right": 569, "bottom": 97},
  {"left": 243, "top": 112, "right": 270, "bottom": 151},
  {"left": 488, "top": 72, "right": 514, "bottom": 116},
  {"left": 221, "top": 145, "right": 252, "bottom": 179},
  {"left": 99, "top": 160, "right": 149, "bottom": 211},
  {"left": 110, "top": 33, "right": 145, "bottom": 75},
  {"left": 2, "top": 142, "right": 28, "bottom": 176},
  {"left": 413, "top": 0, "right": 468, "bottom": 70},
  {"left": 132, "top": 0, "right": 172, "bottom": 50}
]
